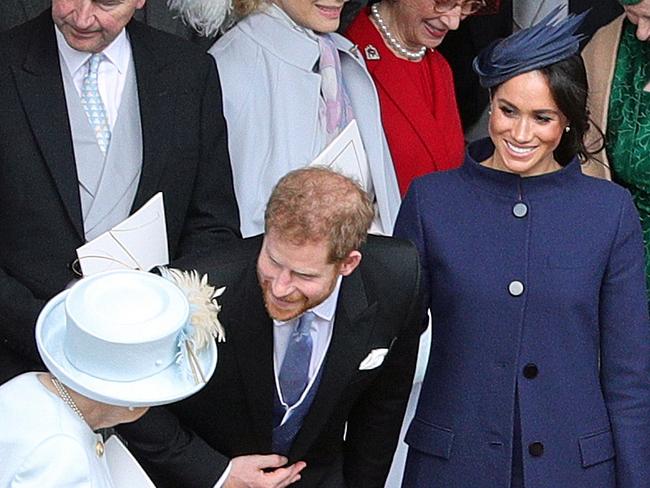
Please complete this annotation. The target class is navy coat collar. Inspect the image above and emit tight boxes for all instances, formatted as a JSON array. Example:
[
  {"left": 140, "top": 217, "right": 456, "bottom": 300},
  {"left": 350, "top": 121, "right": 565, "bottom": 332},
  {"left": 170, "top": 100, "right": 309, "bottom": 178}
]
[{"left": 462, "top": 138, "right": 583, "bottom": 199}]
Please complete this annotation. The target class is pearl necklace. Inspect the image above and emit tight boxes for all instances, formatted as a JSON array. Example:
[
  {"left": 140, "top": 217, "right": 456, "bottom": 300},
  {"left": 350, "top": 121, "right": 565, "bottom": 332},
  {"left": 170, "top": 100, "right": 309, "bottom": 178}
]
[
  {"left": 50, "top": 376, "right": 105, "bottom": 457},
  {"left": 371, "top": 3, "right": 427, "bottom": 61},
  {"left": 51, "top": 376, "right": 85, "bottom": 422}
]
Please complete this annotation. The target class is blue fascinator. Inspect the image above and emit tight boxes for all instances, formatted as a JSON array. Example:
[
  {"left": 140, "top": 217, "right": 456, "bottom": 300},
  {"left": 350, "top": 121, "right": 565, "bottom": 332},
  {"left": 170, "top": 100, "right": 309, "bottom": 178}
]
[{"left": 473, "top": 6, "right": 588, "bottom": 88}]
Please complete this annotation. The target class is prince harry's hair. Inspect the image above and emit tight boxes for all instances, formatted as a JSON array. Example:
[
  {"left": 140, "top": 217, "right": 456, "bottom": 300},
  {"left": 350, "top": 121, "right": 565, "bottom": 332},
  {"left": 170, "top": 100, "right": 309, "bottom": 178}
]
[{"left": 264, "top": 167, "right": 374, "bottom": 263}]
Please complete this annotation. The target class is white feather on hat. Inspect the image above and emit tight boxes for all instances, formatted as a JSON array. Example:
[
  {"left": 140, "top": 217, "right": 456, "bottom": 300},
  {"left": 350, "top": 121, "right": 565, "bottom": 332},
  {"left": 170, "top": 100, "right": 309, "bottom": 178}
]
[{"left": 167, "top": 0, "right": 234, "bottom": 37}]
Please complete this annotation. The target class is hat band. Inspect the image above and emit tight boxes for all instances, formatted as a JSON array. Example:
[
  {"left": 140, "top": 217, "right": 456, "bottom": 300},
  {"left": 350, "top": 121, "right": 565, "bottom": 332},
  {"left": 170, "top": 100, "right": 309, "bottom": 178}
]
[{"left": 64, "top": 323, "right": 179, "bottom": 382}]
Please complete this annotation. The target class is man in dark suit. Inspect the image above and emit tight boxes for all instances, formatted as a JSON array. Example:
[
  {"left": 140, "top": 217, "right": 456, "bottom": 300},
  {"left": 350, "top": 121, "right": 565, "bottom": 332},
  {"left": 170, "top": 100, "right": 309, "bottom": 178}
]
[
  {"left": 0, "top": 0, "right": 240, "bottom": 383},
  {"left": 121, "top": 168, "right": 424, "bottom": 487}
]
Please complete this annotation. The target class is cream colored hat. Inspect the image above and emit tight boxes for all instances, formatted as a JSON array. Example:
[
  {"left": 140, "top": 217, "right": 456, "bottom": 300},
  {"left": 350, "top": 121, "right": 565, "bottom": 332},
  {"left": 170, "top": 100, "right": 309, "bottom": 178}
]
[{"left": 36, "top": 269, "right": 222, "bottom": 407}]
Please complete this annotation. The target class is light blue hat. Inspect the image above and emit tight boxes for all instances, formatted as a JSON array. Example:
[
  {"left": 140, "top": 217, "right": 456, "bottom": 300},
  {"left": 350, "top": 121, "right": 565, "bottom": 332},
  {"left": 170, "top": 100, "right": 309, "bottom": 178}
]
[{"left": 36, "top": 270, "right": 220, "bottom": 407}]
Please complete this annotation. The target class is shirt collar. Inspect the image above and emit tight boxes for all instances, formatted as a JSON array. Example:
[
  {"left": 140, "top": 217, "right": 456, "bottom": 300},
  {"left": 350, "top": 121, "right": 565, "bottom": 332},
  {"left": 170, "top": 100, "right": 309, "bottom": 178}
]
[
  {"left": 273, "top": 275, "right": 342, "bottom": 327},
  {"left": 55, "top": 26, "right": 131, "bottom": 77}
]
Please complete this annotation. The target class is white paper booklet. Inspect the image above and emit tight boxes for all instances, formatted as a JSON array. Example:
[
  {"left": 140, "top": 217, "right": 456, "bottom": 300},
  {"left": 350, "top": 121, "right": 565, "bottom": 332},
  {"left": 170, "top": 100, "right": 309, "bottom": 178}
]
[
  {"left": 76, "top": 192, "right": 169, "bottom": 276},
  {"left": 309, "top": 120, "right": 370, "bottom": 189},
  {"left": 105, "top": 436, "right": 156, "bottom": 488}
]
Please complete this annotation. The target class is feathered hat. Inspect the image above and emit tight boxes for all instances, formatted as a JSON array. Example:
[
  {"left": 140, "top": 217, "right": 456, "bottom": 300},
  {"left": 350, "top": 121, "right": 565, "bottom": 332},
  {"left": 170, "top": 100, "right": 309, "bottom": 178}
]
[
  {"left": 36, "top": 269, "right": 224, "bottom": 407},
  {"left": 473, "top": 6, "right": 588, "bottom": 88}
]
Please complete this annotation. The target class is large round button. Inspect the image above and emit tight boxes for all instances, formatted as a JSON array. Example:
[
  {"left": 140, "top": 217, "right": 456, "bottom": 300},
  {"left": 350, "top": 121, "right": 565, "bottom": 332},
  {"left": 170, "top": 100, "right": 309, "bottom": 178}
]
[
  {"left": 523, "top": 363, "right": 538, "bottom": 379},
  {"left": 508, "top": 280, "right": 525, "bottom": 297},
  {"left": 512, "top": 202, "right": 528, "bottom": 218},
  {"left": 528, "top": 442, "right": 544, "bottom": 457}
]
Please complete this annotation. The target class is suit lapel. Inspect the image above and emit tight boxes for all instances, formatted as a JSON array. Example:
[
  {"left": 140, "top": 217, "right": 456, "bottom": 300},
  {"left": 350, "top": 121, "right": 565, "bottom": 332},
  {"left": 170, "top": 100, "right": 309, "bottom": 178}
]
[
  {"left": 126, "top": 20, "right": 177, "bottom": 211},
  {"left": 289, "top": 269, "right": 378, "bottom": 459},
  {"left": 228, "top": 262, "right": 276, "bottom": 451},
  {"left": 13, "top": 13, "right": 84, "bottom": 239}
]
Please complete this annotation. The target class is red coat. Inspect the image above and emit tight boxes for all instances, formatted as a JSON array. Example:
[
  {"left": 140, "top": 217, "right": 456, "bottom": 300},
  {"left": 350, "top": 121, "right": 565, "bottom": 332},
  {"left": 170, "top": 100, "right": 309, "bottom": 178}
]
[{"left": 346, "top": 8, "right": 465, "bottom": 195}]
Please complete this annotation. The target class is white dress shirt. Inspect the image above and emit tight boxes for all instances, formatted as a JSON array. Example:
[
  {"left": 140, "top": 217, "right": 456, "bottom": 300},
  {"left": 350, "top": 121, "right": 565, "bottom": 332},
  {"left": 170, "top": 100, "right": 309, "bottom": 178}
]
[
  {"left": 273, "top": 275, "right": 341, "bottom": 420},
  {"left": 55, "top": 27, "right": 132, "bottom": 129}
]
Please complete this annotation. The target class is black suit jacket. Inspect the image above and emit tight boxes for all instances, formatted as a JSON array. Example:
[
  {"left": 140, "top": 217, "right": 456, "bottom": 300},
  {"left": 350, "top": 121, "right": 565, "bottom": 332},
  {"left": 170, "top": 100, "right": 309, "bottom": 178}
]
[
  {"left": 0, "top": 11, "right": 240, "bottom": 382},
  {"left": 120, "top": 235, "right": 425, "bottom": 487},
  {"left": 438, "top": 0, "right": 623, "bottom": 130}
]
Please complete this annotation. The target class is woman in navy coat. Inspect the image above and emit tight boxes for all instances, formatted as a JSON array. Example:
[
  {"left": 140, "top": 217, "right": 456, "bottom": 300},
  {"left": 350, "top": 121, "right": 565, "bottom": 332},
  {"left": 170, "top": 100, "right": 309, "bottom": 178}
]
[{"left": 395, "top": 8, "right": 650, "bottom": 488}]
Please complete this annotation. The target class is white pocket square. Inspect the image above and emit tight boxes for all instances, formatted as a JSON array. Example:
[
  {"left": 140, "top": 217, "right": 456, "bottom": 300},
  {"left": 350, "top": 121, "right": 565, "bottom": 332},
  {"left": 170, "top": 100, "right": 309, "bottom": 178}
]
[{"left": 358, "top": 348, "right": 389, "bottom": 370}]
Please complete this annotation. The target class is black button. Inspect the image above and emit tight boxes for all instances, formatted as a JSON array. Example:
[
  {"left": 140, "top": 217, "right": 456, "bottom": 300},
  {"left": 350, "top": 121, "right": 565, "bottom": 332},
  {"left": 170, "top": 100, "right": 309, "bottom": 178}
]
[
  {"left": 528, "top": 442, "right": 544, "bottom": 457},
  {"left": 523, "top": 363, "right": 538, "bottom": 379},
  {"left": 512, "top": 202, "right": 528, "bottom": 218}
]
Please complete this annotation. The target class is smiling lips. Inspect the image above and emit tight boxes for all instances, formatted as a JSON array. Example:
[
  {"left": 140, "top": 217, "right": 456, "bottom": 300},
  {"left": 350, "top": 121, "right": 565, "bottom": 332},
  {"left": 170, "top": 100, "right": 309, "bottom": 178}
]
[
  {"left": 424, "top": 21, "right": 447, "bottom": 39},
  {"left": 316, "top": 4, "right": 343, "bottom": 19},
  {"left": 505, "top": 140, "right": 537, "bottom": 157}
]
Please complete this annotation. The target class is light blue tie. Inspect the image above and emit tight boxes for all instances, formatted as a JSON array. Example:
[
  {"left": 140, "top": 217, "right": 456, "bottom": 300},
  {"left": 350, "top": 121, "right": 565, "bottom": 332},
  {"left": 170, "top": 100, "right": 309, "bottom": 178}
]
[
  {"left": 279, "top": 312, "right": 315, "bottom": 407},
  {"left": 81, "top": 53, "right": 111, "bottom": 155}
]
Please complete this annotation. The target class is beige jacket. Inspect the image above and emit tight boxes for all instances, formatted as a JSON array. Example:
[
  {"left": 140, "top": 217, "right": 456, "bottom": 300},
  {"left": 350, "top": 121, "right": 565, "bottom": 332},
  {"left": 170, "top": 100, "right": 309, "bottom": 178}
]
[{"left": 581, "top": 14, "right": 625, "bottom": 180}]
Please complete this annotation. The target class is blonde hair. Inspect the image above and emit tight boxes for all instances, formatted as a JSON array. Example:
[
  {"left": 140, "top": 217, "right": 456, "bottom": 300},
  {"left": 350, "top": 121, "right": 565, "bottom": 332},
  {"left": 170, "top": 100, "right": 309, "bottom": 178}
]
[
  {"left": 232, "top": 0, "right": 265, "bottom": 17},
  {"left": 265, "top": 168, "right": 374, "bottom": 263}
]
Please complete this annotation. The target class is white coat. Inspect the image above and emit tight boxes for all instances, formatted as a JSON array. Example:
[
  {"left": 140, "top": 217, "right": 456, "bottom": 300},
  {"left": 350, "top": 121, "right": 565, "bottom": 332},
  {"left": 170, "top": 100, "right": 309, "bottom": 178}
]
[
  {"left": 209, "top": 9, "right": 401, "bottom": 237},
  {"left": 0, "top": 373, "right": 113, "bottom": 488}
]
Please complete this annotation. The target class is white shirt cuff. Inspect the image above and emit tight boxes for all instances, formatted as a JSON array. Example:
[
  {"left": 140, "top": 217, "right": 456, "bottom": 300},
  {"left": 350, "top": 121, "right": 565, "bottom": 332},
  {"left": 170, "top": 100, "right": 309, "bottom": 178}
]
[{"left": 213, "top": 461, "right": 232, "bottom": 488}]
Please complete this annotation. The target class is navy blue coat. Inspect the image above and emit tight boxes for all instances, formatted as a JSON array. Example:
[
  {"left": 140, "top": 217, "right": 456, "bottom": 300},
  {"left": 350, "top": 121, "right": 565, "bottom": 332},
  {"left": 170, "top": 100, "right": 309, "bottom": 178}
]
[{"left": 395, "top": 140, "right": 650, "bottom": 488}]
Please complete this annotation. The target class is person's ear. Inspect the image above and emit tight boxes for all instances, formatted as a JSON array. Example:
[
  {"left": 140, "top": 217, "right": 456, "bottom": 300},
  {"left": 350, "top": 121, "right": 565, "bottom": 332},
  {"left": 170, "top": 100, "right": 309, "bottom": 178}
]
[{"left": 338, "top": 250, "right": 362, "bottom": 276}]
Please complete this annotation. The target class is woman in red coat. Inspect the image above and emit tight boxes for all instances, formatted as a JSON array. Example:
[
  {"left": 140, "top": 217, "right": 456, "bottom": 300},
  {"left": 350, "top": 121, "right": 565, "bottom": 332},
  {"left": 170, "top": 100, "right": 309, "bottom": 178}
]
[{"left": 346, "top": 0, "right": 483, "bottom": 195}]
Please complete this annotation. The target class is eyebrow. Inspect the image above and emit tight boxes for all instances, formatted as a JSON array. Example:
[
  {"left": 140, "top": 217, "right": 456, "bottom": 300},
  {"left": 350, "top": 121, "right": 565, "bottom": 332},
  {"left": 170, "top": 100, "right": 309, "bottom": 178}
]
[
  {"left": 267, "top": 251, "right": 321, "bottom": 278},
  {"left": 497, "top": 98, "right": 561, "bottom": 116}
]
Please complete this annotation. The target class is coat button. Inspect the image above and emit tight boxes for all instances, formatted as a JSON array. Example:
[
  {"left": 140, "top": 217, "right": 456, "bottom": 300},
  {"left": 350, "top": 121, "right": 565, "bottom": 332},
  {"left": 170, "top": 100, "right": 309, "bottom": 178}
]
[
  {"left": 512, "top": 202, "right": 528, "bottom": 218},
  {"left": 528, "top": 442, "right": 544, "bottom": 457},
  {"left": 508, "top": 280, "right": 525, "bottom": 296},
  {"left": 523, "top": 363, "right": 538, "bottom": 379}
]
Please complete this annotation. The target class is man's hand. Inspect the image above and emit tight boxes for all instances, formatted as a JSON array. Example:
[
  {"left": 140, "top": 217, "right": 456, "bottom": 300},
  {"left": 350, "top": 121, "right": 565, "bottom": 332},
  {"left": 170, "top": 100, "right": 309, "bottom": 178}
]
[{"left": 224, "top": 454, "right": 306, "bottom": 488}]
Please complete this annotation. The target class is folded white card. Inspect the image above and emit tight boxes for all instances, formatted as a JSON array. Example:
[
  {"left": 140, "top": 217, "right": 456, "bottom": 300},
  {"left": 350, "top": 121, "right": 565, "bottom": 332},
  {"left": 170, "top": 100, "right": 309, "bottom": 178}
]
[
  {"left": 105, "top": 436, "right": 155, "bottom": 488},
  {"left": 358, "top": 348, "right": 389, "bottom": 370},
  {"left": 309, "top": 120, "right": 369, "bottom": 190},
  {"left": 76, "top": 192, "right": 169, "bottom": 276}
]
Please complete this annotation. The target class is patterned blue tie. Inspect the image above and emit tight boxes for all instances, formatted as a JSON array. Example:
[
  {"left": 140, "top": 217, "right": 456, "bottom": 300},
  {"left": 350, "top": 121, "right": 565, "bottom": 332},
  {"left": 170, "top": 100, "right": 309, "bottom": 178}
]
[
  {"left": 279, "top": 312, "right": 315, "bottom": 407},
  {"left": 81, "top": 53, "right": 111, "bottom": 155}
]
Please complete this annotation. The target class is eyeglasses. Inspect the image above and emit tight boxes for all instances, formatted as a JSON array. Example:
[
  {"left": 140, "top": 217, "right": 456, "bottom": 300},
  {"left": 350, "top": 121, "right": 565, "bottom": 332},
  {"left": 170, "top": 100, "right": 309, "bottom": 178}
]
[{"left": 432, "top": 0, "right": 487, "bottom": 15}]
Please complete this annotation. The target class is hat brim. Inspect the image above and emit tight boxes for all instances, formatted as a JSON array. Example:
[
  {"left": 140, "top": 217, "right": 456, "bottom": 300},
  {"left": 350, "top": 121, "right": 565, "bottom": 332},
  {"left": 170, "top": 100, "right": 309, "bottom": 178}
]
[{"left": 36, "top": 290, "right": 217, "bottom": 407}]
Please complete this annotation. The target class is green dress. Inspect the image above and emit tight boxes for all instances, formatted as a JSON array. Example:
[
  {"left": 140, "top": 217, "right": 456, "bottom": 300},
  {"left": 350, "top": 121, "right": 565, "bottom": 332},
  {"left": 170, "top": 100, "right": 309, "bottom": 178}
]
[{"left": 607, "top": 19, "right": 650, "bottom": 304}]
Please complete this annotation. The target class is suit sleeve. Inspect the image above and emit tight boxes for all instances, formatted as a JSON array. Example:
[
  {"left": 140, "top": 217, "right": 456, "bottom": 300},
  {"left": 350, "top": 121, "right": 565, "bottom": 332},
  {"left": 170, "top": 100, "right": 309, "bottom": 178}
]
[
  {"left": 118, "top": 406, "right": 230, "bottom": 488},
  {"left": 175, "top": 54, "right": 241, "bottom": 259},
  {"left": 342, "top": 243, "right": 425, "bottom": 487},
  {"left": 0, "top": 270, "right": 48, "bottom": 371},
  {"left": 598, "top": 192, "right": 650, "bottom": 488},
  {"left": 394, "top": 180, "right": 431, "bottom": 308}
]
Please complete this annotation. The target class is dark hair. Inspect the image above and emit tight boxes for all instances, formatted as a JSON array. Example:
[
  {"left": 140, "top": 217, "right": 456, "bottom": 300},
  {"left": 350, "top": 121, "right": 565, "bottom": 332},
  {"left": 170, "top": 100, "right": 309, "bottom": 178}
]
[
  {"left": 490, "top": 54, "right": 604, "bottom": 166},
  {"left": 538, "top": 55, "right": 603, "bottom": 165}
]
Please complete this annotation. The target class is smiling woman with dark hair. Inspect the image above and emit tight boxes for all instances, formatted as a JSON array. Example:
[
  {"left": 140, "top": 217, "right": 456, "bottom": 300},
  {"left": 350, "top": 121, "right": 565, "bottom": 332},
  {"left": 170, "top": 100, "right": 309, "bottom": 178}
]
[{"left": 395, "top": 7, "right": 650, "bottom": 488}]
